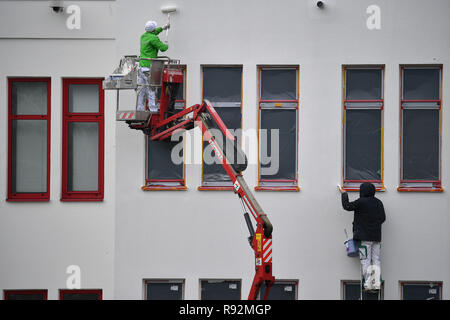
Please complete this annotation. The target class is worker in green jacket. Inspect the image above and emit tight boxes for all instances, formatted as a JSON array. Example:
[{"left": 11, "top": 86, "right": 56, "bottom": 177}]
[{"left": 137, "top": 20, "right": 169, "bottom": 112}]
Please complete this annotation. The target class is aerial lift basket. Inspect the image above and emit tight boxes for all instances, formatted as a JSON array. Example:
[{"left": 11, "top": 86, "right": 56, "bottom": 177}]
[{"left": 103, "top": 56, "right": 177, "bottom": 122}]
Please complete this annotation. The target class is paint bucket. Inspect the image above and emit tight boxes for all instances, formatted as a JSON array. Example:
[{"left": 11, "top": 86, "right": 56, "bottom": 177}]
[{"left": 344, "top": 239, "right": 359, "bottom": 257}]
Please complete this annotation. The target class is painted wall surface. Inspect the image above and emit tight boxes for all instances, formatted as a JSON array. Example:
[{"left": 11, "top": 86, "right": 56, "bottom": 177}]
[
  {"left": 0, "top": 1, "right": 116, "bottom": 299},
  {"left": 114, "top": 0, "right": 450, "bottom": 300}
]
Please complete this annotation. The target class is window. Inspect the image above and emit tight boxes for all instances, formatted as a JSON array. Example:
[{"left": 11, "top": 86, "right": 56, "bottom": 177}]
[
  {"left": 399, "top": 66, "right": 443, "bottom": 192},
  {"left": 7, "top": 78, "right": 51, "bottom": 201},
  {"left": 59, "top": 289, "right": 102, "bottom": 300},
  {"left": 258, "top": 280, "right": 298, "bottom": 300},
  {"left": 62, "top": 78, "right": 104, "bottom": 201},
  {"left": 255, "top": 66, "right": 299, "bottom": 191},
  {"left": 341, "top": 280, "right": 384, "bottom": 300},
  {"left": 144, "top": 279, "right": 184, "bottom": 300},
  {"left": 400, "top": 281, "right": 442, "bottom": 300},
  {"left": 199, "top": 66, "right": 242, "bottom": 190},
  {"left": 144, "top": 67, "right": 186, "bottom": 190},
  {"left": 200, "top": 279, "right": 241, "bottom": 300},
  {"left": 4, "top": 289, "right": 48, "bottom": 300},
  {"left": 342, "top": 66, "right": 384, "bottom": 191}
]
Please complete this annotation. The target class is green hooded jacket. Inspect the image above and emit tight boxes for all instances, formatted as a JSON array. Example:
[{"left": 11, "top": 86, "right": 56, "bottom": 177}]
[{"left": 139, "top": 27, "right": 168, "bottom": 67}]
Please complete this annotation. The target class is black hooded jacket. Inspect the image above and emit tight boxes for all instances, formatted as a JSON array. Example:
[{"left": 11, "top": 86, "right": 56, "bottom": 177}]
[{"left": 341, "top": 182, "right": 386, "bottom": 242}]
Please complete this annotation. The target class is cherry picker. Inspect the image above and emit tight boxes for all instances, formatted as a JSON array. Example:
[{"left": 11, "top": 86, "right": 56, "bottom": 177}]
[{"left": 103, "top": 56, "right": 275, "bottom": 300}]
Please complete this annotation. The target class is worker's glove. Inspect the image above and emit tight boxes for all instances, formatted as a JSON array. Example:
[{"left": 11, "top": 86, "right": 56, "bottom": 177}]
[{"left": 162, "top": 23, "right": 170, "bottom": 30}]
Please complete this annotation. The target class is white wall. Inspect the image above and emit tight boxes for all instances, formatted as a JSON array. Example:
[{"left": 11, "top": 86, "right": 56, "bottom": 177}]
[
  {"left": 114, "top": 0, "right": 450, "bottom": 299},
  {"left": 0, "top": 0, "right": 116, "bottom": 299}
]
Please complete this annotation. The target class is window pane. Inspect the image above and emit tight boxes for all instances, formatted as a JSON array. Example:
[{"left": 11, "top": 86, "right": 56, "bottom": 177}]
[
  {"left": 6, "top": 293, "right": 46, "bottom": 300},
  {"left": 11, "top": 81, "right": 47, "bottom": 115},
  {"left": 203, "top": 67, "right": 241, "bottom": 103},
  {"left": 402, "top": 283, "right": 441, "bottom": 300},
  {"left": 261, "top": 69, "right": 297, "bottom": 101},
  {"left": 260, "top": 109, "right": 297, "bottom": 180},
  {"left": 203, "top": 107, "right": 241, "bottom": 183},
  {"left": 200, "top": 280, "right": 241, "bottom": 300},
  {"left": 68, "top": 84, "right": 99, "bottom": 113},
  {"left": 345, "top": 109, "right": 382, "bottom": 180},
  {"left": 403, "top": 68, "right": 440, "bottom": 100},
  {"left": 343, "top": 282, "right": 381, "bottom": 300},
  {"left": 146, "top": 282, "right": 183, "bottom": 300},
  {"left": 259, "top": 282, "right": 296, "bottom": 300},
  {"left": 402, "top": 109, "right": 439, "bottom": 180},
  {"left": 147, "top": 138, "right": 183, "bottom": 180},
  {"left": 67, "top": 122, "right": 99, "bottom": 191},
  {"left": 61, "top": 293, "right": 101, "bottom": 300},
  {"left": 346, "top": 69, "right": 382, "bottom": 100},
  {"left": 11, "top": 120, "right": 47, "bottom": 193}
]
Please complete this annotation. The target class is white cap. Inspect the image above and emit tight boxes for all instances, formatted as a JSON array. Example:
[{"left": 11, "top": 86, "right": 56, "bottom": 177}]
[{"left": 145, "top": 21, "right": 157, "bottom": 32}]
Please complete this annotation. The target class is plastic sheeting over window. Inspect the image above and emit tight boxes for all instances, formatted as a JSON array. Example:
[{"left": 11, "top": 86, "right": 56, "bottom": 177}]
[
  {"left": 346, "top": 69, "right": 382, "bottom": 100},
  {"left": 345, "top": 109, "right": 382, "bottom": 181},
  {"left": 147, "top": 138, "right": 184, "bottom": 181},
  {"left": 399, "top": 66, "right": 442, "bottom": 191},
  {"left": 402, "top": 109, "right": 439, "bottom": 180},
  {"left": 203, "top": 107, "right": 241, "bottom": 183},
  {"left": 203, "top": 67, "right": 242, "bottom": 103},
  {"left": 200, "top": 280, "right": 241, "bottom": 300},
  {"left": 260, "top": 109, "right": 297, "bottom": 181},
  {"left": 258, "top": 281, "right": 297, "bottom": 300},
  {"left": 145, "top": 281, "right": 183, "bottom": 300},
  {"left": 401, "top": 282, "right": 442, "bottom": 300},
  {"left": 261, "top": 69, "right": 297, "bottom": 101},
  {"left": 403, "top": 68, "right": 440, "bottom": 100}
]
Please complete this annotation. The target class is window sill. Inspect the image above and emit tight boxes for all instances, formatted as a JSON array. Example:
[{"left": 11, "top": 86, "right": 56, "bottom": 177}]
[
  {"left": 342, "top": 187, "right": 386, "bottom": 192},
  {"left": 142, "top": 185, "right": 187, "bottom": 191},
  {"left": 397, "top": 187, "right": 444, "bottom": 193},
  {"left": 198, "top": 186, "right": 234, "bottom": 191},
  {"left": 61, "top": 199, "right": 104, "bottom": 202},
  {"left": 254, "top": 186, "right": 300, "bottom": 192},
  {"left": 6, "top": 197, "right": 50, "bottom": 202}
]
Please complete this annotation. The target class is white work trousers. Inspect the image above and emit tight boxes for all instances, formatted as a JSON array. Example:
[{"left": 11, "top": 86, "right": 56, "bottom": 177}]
[
  {"left": 359, "top": 241, "right": 381, "bottom": 290},
  {"left": 137, "top": 67, "right": 157, "bottom": 112}
]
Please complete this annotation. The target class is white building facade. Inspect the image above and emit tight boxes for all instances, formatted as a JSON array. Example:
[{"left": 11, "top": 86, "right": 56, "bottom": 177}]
[{"left": 1, "top": 0, "right": 449, "bottom": 300}]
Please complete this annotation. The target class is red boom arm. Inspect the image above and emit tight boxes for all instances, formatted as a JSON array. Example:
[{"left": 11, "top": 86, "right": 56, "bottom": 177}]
[{"left": 128, "top": 65, "right": 275, "bottom": 299}]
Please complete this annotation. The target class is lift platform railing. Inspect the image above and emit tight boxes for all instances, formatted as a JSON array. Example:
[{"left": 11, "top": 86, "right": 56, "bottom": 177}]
[{"left": 103, "top": 56, "right": 182, "bottom": 122}]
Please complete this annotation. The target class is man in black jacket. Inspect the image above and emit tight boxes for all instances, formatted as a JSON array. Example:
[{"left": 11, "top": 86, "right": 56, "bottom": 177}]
[{"left": 340, "top": 182, "right": 386, "bottom": 291}]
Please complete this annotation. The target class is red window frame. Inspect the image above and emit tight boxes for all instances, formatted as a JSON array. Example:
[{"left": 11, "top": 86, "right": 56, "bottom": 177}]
[
  {"left": 398, "top": 65, "right": 443, "bottom": 192},
  {"left": 143, "top": 66, "right": 187, "bottom": 191},
  {"left": 255, "top": 65, "right": 300, "bottom": 192},
  {"left": 341, "top": 66, "right": 385, "bottom": 192},
  {"left": 59, "top": 289, "right": 103, "bottom": 300},
  {"left": 7, "top": 77, "right": 51, "bottom": 202},
  {"left": 4, "top": 289, "right": 48, "bottom": 300},
  {"left": 61, "top": 78, "right": 105, "bottom": 201}
]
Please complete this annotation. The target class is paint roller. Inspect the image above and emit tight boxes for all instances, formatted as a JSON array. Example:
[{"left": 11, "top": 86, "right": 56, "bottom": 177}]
[{"left": 161, "top": 5, "right": 177, "bottom": 40}]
